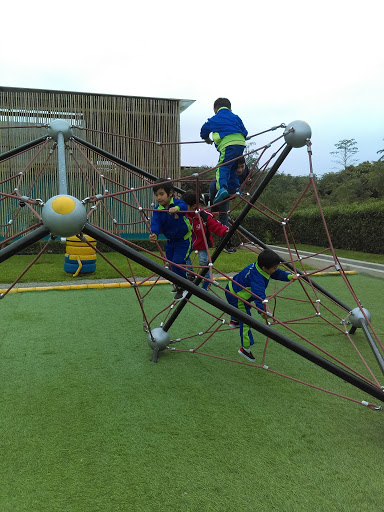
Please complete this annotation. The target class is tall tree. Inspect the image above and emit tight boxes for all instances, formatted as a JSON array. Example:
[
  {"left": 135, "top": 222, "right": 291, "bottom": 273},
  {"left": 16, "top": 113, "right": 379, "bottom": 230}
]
[
  {"left": 377, "top": 139, "right": 384, "bottom": 161},
  {"left": 330, "top": 139, "right": 359, "bottom": 170},
  {"left": 244, "top": 141, "right": 259, "bottom": 171}
]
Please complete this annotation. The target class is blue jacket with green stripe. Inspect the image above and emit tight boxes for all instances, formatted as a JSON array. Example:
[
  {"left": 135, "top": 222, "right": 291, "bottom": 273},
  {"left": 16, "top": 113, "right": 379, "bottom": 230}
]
[
  {"left": 230, "top": 262, "right": 293, "bottom": 312},
  {"left": 200, "top": 107, "right": 248, "bottom": 151},
  {"left": 150, "top": 197, "right": 192, "bottom": 242}
]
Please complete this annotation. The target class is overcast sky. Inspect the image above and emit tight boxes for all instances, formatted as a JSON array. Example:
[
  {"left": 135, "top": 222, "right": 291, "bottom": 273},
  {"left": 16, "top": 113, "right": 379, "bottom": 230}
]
[{"left": 1, "top": 1, "right": 383, "bottom": 176}]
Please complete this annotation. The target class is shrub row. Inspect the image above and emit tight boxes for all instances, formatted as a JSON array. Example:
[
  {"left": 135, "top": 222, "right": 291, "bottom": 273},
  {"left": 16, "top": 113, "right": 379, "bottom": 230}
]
[
  {"left": 10, "top": 238, "right": 166, "bottom": 255},
  {"left": 239, "top": 201, "right": 384, "bottom": 254}
]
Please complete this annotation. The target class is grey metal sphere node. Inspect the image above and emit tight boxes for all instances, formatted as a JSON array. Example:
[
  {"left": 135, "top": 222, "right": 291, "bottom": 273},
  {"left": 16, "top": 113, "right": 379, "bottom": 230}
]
[
  {"left": 41, "top": 194, "right": 87, "bottom": 237},
  {"left": 349, "top": 307, "right": 371, "bottom": 328},
  {"left": 147, "top": 327, "right": 171, "bottom": 351},
  {"left": 48, "top": 119, "right": 73, "bottom": 142},
  {"left": 284, "top": 120, "right": 312, "bottom": 148}
]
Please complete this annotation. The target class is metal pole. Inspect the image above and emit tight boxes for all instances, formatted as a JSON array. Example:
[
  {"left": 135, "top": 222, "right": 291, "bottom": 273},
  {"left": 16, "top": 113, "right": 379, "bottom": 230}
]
[
  {"left": 82, "top": 222, "right": 384, "bottom": 403},
  {"left": 0, "top": 226, "right": 50, "bottom": 263},
  {"left": 0, "top": 136, "right": 48, "bottom": 162},
  {"left": 72, "top": 135, "right": 185, "bottom": 195},
  {"left": 57, "top": 131, "right": 68, "bottom": 195},
  {"left": 360, "top": 321, "right": 384, "bottom": 376},
  {"left": 213, "top": 145, "right": 293, "bottom": 256}
]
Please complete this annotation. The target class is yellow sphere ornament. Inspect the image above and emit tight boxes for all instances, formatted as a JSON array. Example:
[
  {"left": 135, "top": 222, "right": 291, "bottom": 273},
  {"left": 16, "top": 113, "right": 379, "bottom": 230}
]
[{"left": 41, "top": 194, "right": 87, "bottom": 237}]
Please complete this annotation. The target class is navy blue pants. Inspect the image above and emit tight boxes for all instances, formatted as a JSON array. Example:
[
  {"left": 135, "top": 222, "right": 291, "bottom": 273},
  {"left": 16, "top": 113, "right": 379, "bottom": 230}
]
[
  {"left": 215, "top": 144, "right": 245, "bottom": 192},
  {"left": 225, "top": 283, "right": 255, "bottom": 349},
  {"left": 165, "top": 237, "right": 192, "bottom": 279}
]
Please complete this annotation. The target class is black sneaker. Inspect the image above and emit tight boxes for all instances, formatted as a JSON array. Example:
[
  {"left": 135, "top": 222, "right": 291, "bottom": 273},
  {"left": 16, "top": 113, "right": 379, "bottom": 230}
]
[
  {"left": 223, "top": 245, "right": 236, "bottom": 254},
  {"left": 229, "top": 320, "right": 239, "bottom": 328},
  {"left": 173, "top": 288, "right": 187, "bottom": 301},
  {"left": 200, "top": 193, "right": 210, "bottom": 206},
  {"left": 238, "top": 347, "right": 256, "bottom": 362}
]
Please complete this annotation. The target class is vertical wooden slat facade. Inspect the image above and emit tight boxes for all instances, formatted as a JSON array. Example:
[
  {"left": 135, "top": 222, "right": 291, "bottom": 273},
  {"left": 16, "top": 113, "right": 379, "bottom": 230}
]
[{"left": 0, "top": 86, "right": 193, "bottom": 239}]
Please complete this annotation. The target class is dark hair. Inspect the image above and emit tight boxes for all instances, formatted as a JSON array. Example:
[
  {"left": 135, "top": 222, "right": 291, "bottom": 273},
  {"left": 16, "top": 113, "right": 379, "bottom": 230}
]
[
  {"left": 258, "top": 249, "right": 282, "bottom": 270},
  {"left": 182, "top": 190, "right": 197, "bottom": 207},
  {"left": 214, "top": 98, "right": 231, "bottom": 110},
  {"left": 237, "top": 156, "right": 245, "bottom": 166},
  {"left": 152, "top": 177, "right": 174, "bottom": 195}
]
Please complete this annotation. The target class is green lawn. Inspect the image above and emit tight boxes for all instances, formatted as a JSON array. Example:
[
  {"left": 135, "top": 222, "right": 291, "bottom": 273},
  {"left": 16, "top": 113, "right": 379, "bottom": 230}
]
[
  {"left": 0, "top": 274, "right": 384, "bottom": 511},
  {"left": 1, "top": 243, "right": 382, "bottom": 285},
  {"left": 0, "top": 249, "right": 259, "bottom": 284}
]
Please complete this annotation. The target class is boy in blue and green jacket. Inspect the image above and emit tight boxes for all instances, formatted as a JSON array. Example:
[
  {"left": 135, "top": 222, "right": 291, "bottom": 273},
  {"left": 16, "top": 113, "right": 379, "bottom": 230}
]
[
  {"left": 225, "top": 249, "right": 298, "bottom": 362},
  {"left": 149, "top": 178, "right": 192, "bottom": 301},
  {"left": 200, "top": 97, "right": 248, "bottom": 205}
]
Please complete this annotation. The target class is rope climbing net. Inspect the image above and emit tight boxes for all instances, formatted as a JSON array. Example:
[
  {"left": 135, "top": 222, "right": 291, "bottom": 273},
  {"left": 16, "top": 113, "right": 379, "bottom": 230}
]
[{"left": 0, "top": 119, "right": 383, "bottom": 410}]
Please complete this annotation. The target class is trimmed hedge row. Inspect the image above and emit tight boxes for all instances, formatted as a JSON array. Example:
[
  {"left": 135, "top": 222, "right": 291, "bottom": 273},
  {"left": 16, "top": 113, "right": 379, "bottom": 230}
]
[
  {"left": 239, "top": 201, "right": 384, "bottom": 254},
  {"left": 9, "top": 238, "right": 167, "bottom": 256}
]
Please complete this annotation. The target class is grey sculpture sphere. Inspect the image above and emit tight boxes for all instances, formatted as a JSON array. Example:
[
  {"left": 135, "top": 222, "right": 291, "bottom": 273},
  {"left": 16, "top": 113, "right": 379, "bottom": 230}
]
[
  {"left": 48, "top": 119, "right": 73, "bottom": 141},
  {"left": 284, "top": 120, "right": 312, "bottom": 148},
  {"left": 349, "top": 307, "right": 371, "bottom": 328},
  {"left": 41, "top": 194, "right": 87, "bottom": 237},
  {"left": 147, "top": 327, "right": 171, "bottom": 351}
]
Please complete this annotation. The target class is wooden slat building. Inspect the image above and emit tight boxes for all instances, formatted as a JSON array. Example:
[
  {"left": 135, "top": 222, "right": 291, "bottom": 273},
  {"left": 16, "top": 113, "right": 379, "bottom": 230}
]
[{"left": 0, "top": 86, "right": 194, "bottom": 239}]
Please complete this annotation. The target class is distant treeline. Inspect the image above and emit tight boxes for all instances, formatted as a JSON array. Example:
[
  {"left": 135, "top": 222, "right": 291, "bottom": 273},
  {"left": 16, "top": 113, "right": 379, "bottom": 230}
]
[{"left": 258, "top": 160, "right": 384, "bottom": 211}]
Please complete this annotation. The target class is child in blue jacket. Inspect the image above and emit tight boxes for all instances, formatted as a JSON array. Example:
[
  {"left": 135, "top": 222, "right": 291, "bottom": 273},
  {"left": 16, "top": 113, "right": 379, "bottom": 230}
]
[
  {"left": 225, "top": 249, "right": 298, "bottom": 362},
  {"left": 149, "top": 178, "right": 192, "bottom": 301},
  {"left": 200, "top": 98, "right": 248, "bottom": 205},
  {"left": 206, "top": 156, "right": 251, "bottom": 253}
]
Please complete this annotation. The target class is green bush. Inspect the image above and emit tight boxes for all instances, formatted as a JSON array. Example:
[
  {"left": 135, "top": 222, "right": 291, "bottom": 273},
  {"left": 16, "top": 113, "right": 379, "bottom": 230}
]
[
  {"left": 240, "top": 200, "right": 384, "bottom": 254},
  {"left": 8, "top": 237, "right": 167, "bottom": 255}
]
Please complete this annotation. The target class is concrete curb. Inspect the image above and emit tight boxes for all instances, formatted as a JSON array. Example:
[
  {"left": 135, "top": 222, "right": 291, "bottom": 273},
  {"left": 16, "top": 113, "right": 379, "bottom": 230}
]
[
  {"left": 268, "top": 246, "right": 384, "bottom": 279},
  {"left": 0, "top": 269, "right": 357, "bottom": 295}
]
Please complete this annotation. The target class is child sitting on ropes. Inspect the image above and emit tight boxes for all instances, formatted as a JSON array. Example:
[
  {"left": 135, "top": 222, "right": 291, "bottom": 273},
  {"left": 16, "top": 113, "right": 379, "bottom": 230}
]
[
  {"left": 203, "top": 155, "right": 252, "bottom": 253},
  {"left": 207, "top": 155, "right": 251, "bottom": 207},
  {"left": 182, "top": 190, "right": 229, "bottom": 290},
  {"left": 225, "top": 249, "right": 298, "bottom": 362},
  {"left": 149, "top": 178, "right": 192, "bottom": 301}
]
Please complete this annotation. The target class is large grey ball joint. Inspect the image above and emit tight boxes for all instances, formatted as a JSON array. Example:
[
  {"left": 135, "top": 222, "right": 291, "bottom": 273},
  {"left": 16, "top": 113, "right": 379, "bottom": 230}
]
[
  {"left": 349, "top": 307, "right": 371, "bottom": 328},
  {"left": 41, "top": 194, "right": 87, "bottom": 238},
  {"left": 147, "top": 327, "right": 171, "bottom": 363},
  {"left": 48, "top": 119, "right": 73, "bottom": 142},
  {"left": 284, "top": 120, "right": 312, "bottom": 148},
  {"left": 348, "top": 306, "right": 372, "bottom": 336}
]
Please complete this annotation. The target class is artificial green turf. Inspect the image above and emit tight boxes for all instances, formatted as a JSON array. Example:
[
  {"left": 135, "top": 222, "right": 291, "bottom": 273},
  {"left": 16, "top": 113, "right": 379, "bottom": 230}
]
[
  {"left": 1, "top": 244, "right": 383, "bottom": 284},
  {"left": 0, "top": 250, "right": 254, "bottom": 284},
  {"left": 1, "top": 275, "right": 384, "bottom": 511}
]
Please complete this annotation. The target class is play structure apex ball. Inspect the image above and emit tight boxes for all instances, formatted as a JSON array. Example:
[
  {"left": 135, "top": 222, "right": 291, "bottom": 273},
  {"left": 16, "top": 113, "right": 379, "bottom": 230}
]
[
  {"left": 284, "top": 120, "right": 312, "bottom": 148},
  {"left": 48, "top": 119, "right": 73, "bottom": 142}
]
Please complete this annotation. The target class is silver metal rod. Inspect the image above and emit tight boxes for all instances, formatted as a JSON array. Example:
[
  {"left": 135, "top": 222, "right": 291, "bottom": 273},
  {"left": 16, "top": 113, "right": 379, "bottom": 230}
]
[
  {"left": 57, "top": 131, "right": 68, "bottom": 195},
  {"left": 361, "top": 320, "right": 384, "bottom": 376}
]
